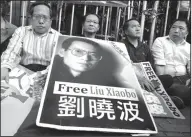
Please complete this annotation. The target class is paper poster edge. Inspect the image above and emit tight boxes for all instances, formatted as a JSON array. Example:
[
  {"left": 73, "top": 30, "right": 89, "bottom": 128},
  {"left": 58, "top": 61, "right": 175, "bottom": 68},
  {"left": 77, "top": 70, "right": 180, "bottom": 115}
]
[{"left": 36, "top": 122, "right": 158, "bottom": 134}]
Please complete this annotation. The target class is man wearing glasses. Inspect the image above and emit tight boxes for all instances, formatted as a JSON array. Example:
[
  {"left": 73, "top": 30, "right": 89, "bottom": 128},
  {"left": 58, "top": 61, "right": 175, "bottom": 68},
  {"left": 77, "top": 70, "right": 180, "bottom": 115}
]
[
  {"left": 49, "top": 37, "right": 123, "bottom": 87},
  {"left": 82, "top": 13, "right": 100, "bottom": 38},
  {"left": 57, "top": 37, "right": 102, "bottom": 78},
  {"left": 1, "top": 2, "right": 60, "bottom": 82}
]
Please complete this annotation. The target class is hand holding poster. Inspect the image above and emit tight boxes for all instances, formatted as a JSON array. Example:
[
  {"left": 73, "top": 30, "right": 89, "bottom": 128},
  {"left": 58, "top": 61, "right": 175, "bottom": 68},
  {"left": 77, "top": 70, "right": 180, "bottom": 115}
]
[{"left": 36, "top": 35, "right": 157, "bottom": 134}]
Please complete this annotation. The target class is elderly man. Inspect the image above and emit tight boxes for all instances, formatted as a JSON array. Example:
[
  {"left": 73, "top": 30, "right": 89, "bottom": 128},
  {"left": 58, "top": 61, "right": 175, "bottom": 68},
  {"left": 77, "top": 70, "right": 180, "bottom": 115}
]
[
  {"left": 121, "top": 19, "right": 173, "bottom": 92},
  {"left": 1, "top": 2, "right": 61, "bottom": 82},
  {"left": 151, "top": 19, "right": 190, "bottom": 106},
  {"left": 81, "top": 13, "right": 100, "bottom": 38}
]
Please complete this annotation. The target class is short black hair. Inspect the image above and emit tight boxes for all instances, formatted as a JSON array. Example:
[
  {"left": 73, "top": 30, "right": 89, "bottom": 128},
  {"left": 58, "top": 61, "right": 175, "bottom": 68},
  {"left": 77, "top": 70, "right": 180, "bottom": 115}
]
[
  {"left": 123, "top": 18, "right": 139, "bottom": 30},
  {"left": 82, "top": 13, "right": 101, "bottom": 24},
  {"left": 62, "top": 37, "right": 103, "bottom": 55},
  {"left": 171, "top": 18, "right": 190, "bottom": 32},
  {"left": 29, "top": 2, "right": 52, "bottom": 18}
]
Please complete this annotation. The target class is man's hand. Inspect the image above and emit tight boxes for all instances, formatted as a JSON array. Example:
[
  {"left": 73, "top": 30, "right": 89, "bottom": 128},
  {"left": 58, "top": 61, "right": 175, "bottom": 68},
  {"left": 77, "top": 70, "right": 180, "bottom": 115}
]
[
  {"left": 187, "top": 60, "right": 191, "bottom": 75},
  {"left": 34, "top": 70, "right": 48, "bottom": 88},
  {"left": 133, "top": 64, "right": 156, "bottom": 92},
  {"left": 1, "top": 68, "right": 10, "bottom": 83},
  {"left": 186, "top": 79, "right": 191, "bottom": 87},
  {"left": 138, "top": 76, "right": 155, "bottom": 92}
]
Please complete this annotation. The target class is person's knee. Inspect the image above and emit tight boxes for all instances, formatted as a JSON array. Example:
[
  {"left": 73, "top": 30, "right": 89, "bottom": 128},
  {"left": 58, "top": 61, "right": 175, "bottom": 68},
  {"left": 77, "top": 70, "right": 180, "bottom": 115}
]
[
  {"left": 158, "top": 74, "right": 173, "bottom": 89},
  {"left": 167, "top": 84, "right": 190, "bottom": 106}
]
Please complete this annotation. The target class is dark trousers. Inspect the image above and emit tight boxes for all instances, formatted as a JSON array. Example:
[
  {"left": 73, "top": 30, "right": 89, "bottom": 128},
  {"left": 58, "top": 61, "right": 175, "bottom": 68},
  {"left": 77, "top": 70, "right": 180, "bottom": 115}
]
[
  {"left": 21, "top": 64, "right": 47, "bottom": 72},
  {"left": 158, "top": 75, "right": 173, "bottom": 90},
  {"left": 166, "top": 75, "right": 191, "bottom": 106}
]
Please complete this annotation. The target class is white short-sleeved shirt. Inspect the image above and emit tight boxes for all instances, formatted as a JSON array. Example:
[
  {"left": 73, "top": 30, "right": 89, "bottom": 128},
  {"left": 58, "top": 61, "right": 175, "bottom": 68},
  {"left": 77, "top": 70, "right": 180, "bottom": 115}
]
[{"left": 151, "top": 36, "right": 190, "bottom": 77}]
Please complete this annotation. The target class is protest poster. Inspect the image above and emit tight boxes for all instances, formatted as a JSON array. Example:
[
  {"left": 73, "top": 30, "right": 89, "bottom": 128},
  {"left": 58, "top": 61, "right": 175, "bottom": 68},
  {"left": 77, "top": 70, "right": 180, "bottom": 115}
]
[
  {"left": 7, "top": 66, "right": 33, "bottom": 97},
  {"left": 1, "top": 81, "right": 35, "bottom": 136},
  {"left": 36, "top": 35, "right": 157, "bottom": 134},
  {"left": 1, "top": 65, "right": 34, "bottom": 102},
  {"left": 1, "top": 65, "right": 45, "bottom": 136},
  {"left": 2, "top": 65, "right": 45, "bottom": 98},
  {"left": 135, "top": 62, "right": 185, "bottom": 119}
]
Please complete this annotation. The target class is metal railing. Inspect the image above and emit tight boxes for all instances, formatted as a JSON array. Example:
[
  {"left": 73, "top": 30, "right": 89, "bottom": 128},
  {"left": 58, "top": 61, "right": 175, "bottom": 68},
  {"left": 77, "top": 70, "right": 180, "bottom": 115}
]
[{"left": 7, "top": 1, "right": 191, "bottom": 44}]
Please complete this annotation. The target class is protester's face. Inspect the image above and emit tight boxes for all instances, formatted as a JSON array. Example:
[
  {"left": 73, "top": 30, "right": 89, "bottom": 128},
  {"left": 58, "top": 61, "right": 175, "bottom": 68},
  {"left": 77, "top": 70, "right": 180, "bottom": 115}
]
[
  {"left": 124, "top": 20, "right": 141, "bottom": 38},
  {"left": 83, "top": 14, "right": 100, "bottom": 33},
  {"left": 169, "top": 21, "right": 188, "bottom": 41},
  {"left": 31, "top": 5, "right": 52, "bottom": 35},
  {"left": 62, "top": 41, "right": 101, "bottom": 73}
]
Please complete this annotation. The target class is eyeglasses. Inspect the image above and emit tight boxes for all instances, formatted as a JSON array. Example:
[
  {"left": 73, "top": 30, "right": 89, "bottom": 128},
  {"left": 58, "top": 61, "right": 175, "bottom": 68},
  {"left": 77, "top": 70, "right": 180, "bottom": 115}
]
[
  {"left": 85, "top": 20, "right": 99, "bottom": 24},
  {"left": 68, "top": 48, "right": 102, "bottom": 61},
  {"left": 32, "top": 14, "right": 51, "bottom": 22},
  {"left": 171, "top": 25, "right": 185, "bottom": 31}
]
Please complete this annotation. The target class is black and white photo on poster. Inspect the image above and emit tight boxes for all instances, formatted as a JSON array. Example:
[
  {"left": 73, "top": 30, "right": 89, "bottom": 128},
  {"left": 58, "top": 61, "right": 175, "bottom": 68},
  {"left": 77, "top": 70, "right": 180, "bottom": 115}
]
[{"left": 36, "top": 35, "right": 157, "bottom": 134}]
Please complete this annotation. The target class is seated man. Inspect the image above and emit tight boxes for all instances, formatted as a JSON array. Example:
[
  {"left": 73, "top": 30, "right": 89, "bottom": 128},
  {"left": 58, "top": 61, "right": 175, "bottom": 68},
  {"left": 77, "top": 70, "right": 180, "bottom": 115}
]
[
  {"left": 81, "top": 13, "right": 100, "bottom": 38},
  {"left": 151, "top": 18, "right": 191, "bottom": 107},
  {"left": 120, "top": 19, "right": 173, "bottom": 92},
  {"left": 1, "top": 0, "right": 17, "bottom": 55},
  {"left": 1, "top": 2, "right": 61, "bottom": 83}
]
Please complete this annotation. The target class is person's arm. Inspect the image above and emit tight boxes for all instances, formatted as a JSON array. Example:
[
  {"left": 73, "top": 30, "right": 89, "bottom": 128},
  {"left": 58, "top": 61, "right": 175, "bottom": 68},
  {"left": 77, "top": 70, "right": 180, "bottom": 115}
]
[
  {"left": 1, "top": 27, "right": 25, "bottom": 70},
  {"left": 185, "top": 60, "right": 191, "bottom": 87},
  {"left": 155, "top": 65, "right": 165, "bottom": 75},
  {"left": 1, "top": 27, "right": 24, "bottom": 81},
  {"left": 187, "top": 60, "right": 191, "bottom": 76},
  {"left": 151, "top": 38, "right": 166, "bottom": 75},
  {"left": 143, "top": 42, "right": 154, "bottom": 66}
]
